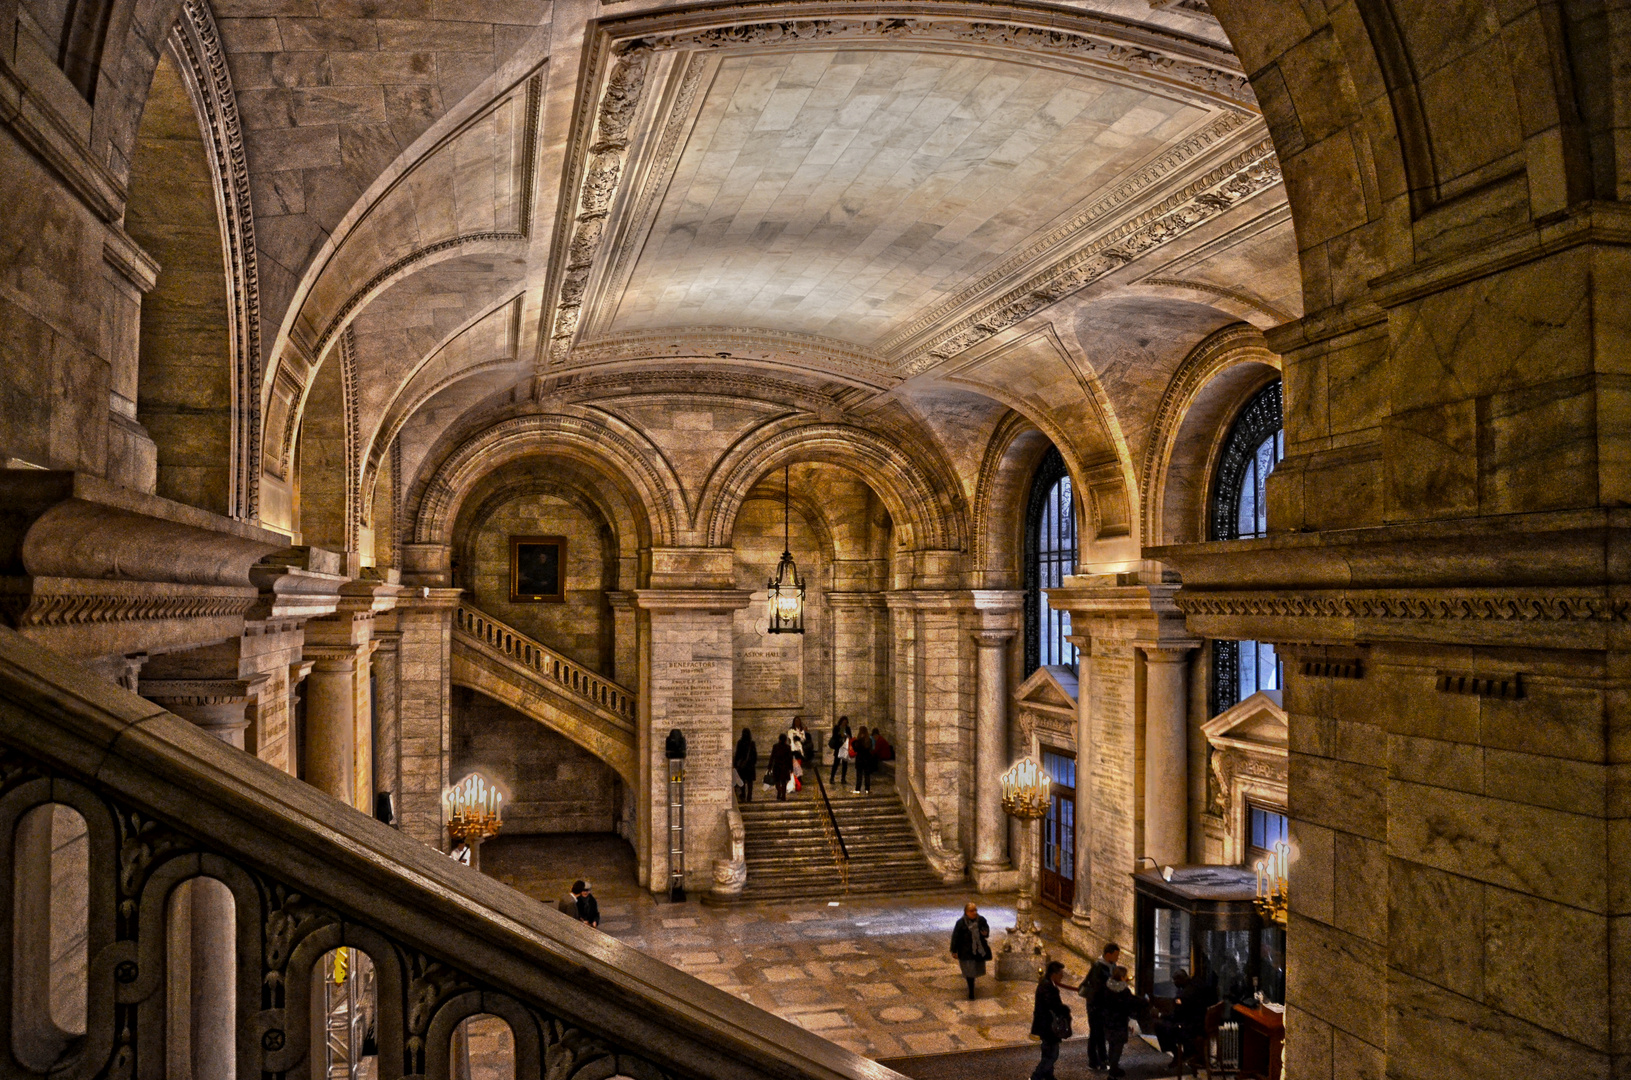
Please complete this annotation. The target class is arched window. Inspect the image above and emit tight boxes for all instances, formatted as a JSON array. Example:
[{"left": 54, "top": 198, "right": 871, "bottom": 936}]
[
  {"left": 1024, "top": 447, "right": 1078, "bottom": 674},
  {"left": 1209, "top": 379, "right": 1283, "bottom": 542},
  {"left": 1209, "top": 380, "right": 1284, "bottom": 714}
]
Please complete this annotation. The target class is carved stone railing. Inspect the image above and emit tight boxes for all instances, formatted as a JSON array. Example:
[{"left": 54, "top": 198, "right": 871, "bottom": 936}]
[
  {"left": 453, "top": 604, "right": 634, "bottom": 723},
  {"left": 894, "top": 766, "right": 968, "bottom": 885},
  {"left": 0, "top": 627, "right": 895, "bottom": 1080}
]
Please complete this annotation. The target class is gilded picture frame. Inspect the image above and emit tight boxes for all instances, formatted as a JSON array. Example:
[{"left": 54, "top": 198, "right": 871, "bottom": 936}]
[{"left": 510, "top": 535, "right": 567, "bottom": 602}]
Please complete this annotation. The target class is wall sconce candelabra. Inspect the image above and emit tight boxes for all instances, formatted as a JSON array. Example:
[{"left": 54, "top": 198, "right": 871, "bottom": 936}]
[
  {"left": 445, "top": 771, "right": 504, "bottom": 869},
  {"left": 1254, "top": 838, "right": 1288, "bottom": 926},
  {"left": 997, "top": 756, "right": 1052, "bottom": 978}
]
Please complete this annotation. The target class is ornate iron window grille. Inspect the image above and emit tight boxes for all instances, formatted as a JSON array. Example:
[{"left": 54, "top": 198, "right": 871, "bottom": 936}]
[{"left": 1209, "top": 379, "right": 1283, "bottom": 542}]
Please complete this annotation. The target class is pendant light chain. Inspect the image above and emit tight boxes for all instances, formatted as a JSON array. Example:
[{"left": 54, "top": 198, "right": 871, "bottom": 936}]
[{"left": 766, "top": 461, "right": 805, "bottom": 634}]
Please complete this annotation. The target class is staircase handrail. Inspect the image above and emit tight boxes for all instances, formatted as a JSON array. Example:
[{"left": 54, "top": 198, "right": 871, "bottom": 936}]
[
  {"left": 454, "top": 602, "right": 634, "bottom": 723},
  {"left": 807, "top": 748, "right": 849, "bottom": 891},
  {"left": 0, "top": 627, "right": 897, "bottom": 1080}
]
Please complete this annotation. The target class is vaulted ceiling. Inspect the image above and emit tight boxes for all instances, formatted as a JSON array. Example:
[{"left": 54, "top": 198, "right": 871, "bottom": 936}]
[{"left": 222, "top": 0, "right": 1298, "bottom": 538}]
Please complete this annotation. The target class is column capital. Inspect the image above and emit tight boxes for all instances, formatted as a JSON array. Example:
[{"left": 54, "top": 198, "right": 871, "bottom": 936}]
[
  {"left": 970, "top": 628, "right": 1017, "bottom": 647},
  {"left": 1139, "top": 643, "right": 1199, "bottom": 663}
]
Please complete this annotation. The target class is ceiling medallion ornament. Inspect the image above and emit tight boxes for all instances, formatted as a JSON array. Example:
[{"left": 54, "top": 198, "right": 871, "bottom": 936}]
[{"left": 766, "top": 465, "right": 806, "bottom": 635}]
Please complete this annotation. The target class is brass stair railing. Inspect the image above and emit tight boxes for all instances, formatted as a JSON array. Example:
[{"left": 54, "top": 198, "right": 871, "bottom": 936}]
[{"left": 808, "top": 751, "right": 849, "bottom": 893}]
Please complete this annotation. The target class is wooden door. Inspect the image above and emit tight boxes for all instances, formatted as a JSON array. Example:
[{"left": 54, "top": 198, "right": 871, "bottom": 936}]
[{"left": 1040, "top": 750, "right": 1075, "bottom": 914}]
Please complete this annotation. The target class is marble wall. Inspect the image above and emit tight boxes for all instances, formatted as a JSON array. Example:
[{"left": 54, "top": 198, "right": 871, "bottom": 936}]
[{"left": 450, "top": 686, "right": 622, "bottom": 835}]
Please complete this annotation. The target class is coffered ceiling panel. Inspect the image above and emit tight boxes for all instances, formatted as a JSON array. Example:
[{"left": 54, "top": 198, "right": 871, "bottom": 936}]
[{"left": 604, "top": 49, "right": 1213, "bottom": 347}]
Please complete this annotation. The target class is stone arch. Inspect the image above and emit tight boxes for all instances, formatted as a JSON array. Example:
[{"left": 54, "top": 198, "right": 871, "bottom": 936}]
[
  {"left": 123, "top": 35, "right": 246, "bottom": 519},
  {"left": 450, "top": 470, "right": 630, "bottom": 596},
  {"left": 408, "top": 411, "right": 681, "bottom": 551},
  {"left": 1141, "top": 323, "right": 1281, "bottom": 548},
  {"left": 968, "top": 411, "right": 1057, "bottom": 589},
  {"left": 700, "top": 421, "right": 966, "bottom": 554}
]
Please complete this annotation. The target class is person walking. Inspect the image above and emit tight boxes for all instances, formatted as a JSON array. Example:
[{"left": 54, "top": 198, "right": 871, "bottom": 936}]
[
  {"left": 852, "top": 726, "right": 874, "bottom": 794},
  {"left": 1080, "top": 940, "right": 1120, "bottom": 1071},
  {"left": 769, "top": 734, "right": 795, "bottom": 801},
  {"left": 1099, "top": 965, "right": 1143, "bottom": 1079},
  {"left": 828, "top": 716, "right": 853, "bottom": 785},
  {"left": 571, "top": 880, "right": 599, "bottom": 928},
  {"left": 949, "top": 902, "right": 993, "bottom": 999},
  {"left": 1030, "top": 961, "right": 1074, "bottom": 1080},
  {"left": 733, "top": 728, "right": 758, "bottom": 803},
  {"left": 787, "top": 717, "right": 810, "bottom": 766}
]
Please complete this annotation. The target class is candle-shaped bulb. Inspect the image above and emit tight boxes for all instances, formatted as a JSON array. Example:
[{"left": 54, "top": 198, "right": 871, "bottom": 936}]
[{"left": 1255, "top": 860, "right": 1266, "bottom": 898}]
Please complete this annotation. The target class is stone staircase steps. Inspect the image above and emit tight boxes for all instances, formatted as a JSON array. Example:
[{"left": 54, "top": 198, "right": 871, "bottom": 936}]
[{"left": 735, "top": 777, "right": 946, "bottom": 901}]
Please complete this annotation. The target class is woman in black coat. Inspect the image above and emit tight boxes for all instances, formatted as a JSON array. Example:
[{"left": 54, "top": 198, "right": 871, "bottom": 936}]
[
  {"left": 948, "top": 902, "right": 992, "bottom": 999},
  {"left": 1031, "top": 961, "right": 1073, "bottom": 1080},
  {"left": 769, "top": 735, "right": 795, "bottom": 801},
  {"left": 733, "top": 729, "right": 758, "bottom": 803}
]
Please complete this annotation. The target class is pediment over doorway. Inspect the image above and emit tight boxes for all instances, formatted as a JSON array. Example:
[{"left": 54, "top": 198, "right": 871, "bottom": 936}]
[
  {"left": 1201, "top": 689, "right": 1288, "bottom": 753},
  {"left": 1013, "top": 665, "right": 1078, "bottom": 716}
]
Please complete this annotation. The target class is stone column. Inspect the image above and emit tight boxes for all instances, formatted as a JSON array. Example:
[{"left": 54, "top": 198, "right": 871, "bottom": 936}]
[
  {"left": 1065, "top": 632, "right": 1094, "bottom": 943},
  {"left": 140, "top": 677, "right": 266, "bottom": 1080},
  {"left": 971, "top": 628, "right": 1017, "bottom": 891},
  {"left": 302, "top": 650, "right": 359, "bottom": 803},
  {"left": 1141, "top": 645, "right": 1195, "bottom": 867}
]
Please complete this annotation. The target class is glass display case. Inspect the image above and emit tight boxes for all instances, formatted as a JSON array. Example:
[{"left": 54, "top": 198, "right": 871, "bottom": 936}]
[{"left": 1133, "top": 865, "right": 1283, "bottom": 1005}]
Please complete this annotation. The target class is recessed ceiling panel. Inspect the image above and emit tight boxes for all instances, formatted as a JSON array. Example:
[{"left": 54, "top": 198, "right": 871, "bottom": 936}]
[{"left": 607, "top": 49, "right": 1211, "bottom": 347}]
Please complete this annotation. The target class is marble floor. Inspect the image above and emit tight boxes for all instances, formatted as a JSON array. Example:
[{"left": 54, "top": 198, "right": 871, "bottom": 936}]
[{"left": 481, "top": 833, "right": 1083, "bottom": 1060}]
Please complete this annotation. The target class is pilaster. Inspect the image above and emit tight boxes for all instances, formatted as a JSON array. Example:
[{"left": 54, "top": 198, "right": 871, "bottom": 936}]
[
  {"left": 394, "top": 587, "right": 462, "bottom": 850},
  {"left": 634, "top": 587, "right": 753, "bottom": 893}
]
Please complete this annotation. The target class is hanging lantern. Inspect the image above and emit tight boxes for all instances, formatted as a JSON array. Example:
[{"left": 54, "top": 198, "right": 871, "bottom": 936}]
[{"left": 766, "top": 464, "right": 805, "bottom": 634}]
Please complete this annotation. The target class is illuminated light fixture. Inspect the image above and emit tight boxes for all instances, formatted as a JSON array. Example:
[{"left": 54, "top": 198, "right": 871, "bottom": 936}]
[
  {"left": 1254, "top": 837, "right": 1289, "bottom": 927},
  {"left": 766, "top": 464, "right": 805, "bottom": 634}
]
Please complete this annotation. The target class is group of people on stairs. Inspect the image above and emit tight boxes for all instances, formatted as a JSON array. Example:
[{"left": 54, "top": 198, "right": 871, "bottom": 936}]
[{"left": 731, "top": 716, "right": 893, "bottom": 801}]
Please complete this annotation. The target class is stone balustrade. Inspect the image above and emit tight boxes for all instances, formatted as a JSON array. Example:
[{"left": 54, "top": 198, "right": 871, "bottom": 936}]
[
  {"left": 454, "top": 604, "right": 635, "bottom": 722},
  {"left": 0, "top": 626, "right": 892, "bottom": 1080}
]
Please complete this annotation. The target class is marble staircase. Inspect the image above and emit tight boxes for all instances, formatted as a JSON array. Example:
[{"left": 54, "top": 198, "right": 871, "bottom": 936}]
[{"left": 737, "top": 770, "right": 947, "bottom": 901}]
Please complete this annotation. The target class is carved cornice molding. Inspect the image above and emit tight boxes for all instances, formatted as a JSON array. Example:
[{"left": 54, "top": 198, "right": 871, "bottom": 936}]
[
  {"left": 906, "top": 139, "right": 1282, "bottom": 370},
  {"left": 880, "top": 112, "right": 1253, "bottom": 353},
  {"left": 638, "top": 13, "right": 1251, "bottom": 107},
  {"left": 172, "top": 0, "right": 263, "bottom": 520},
  {"left": 0, "top": 586, "right": 257, "bottom": 629},
  {"left": 340, "top": 326, "right": 361, "bottom": 553},
  {"left": 545, "top": 46, "right": 653, "bottom": 366},
  {"left": 1175, "top": 591, "right": 1631, "bottom": 624},
  {"left": 569, "top": 327, "right": 896, "bottom": 385}
]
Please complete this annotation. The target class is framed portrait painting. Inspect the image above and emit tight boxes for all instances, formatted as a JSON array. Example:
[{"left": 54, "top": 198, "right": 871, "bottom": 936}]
[{"left": 510, "top": 535, "right": 566, "bottom": 602}]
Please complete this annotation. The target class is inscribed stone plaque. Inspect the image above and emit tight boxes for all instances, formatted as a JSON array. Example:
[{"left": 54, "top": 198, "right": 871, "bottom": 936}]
[{"left": 733, "top": 591, "right": 803, "bottom": 708}]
